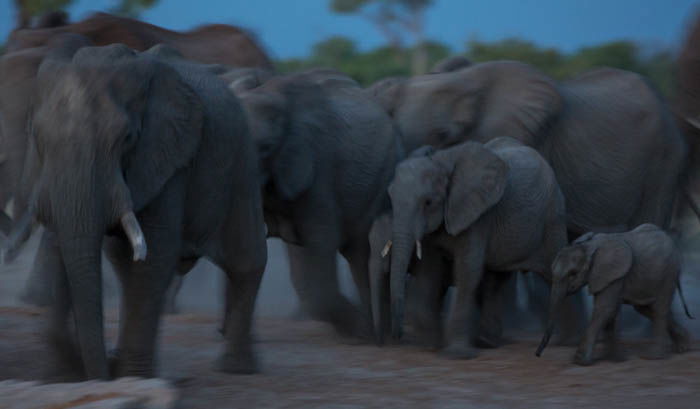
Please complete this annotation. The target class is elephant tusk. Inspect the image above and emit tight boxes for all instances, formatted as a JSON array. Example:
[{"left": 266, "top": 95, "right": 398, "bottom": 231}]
[
  {"left": 121, "top": 211, "right": 147, "bottom": 262},
  {"left": 381, "top": 240, "right": 392, "bottom": 258},
  {"left": 686, "top": 115, "right": 700, "bottom": 130},
  {"left": 415, "top": 240, "right": 422, "bottom": 260}
]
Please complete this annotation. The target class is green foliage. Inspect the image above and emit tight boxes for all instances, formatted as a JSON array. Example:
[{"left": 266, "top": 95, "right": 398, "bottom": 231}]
[
  {"left": 277, "top": 36, "right": 449, "bottom": 85},
  {"left": 19, "top": 0, "right": 72, "bottom": 16},
  {"left": 331, "top": 0, "right": 433, "bottom": 14},
  {"left": 276, "top": 35, "right": 675, "bottom": 96}
]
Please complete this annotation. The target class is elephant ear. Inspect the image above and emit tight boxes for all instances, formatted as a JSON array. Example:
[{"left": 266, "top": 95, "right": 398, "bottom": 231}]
[
  {"left": 272, "top": 130, "right": 315, "bottom": 201},
  {"left": 463, "top": 61, "right": 563, "bottom": 146},
  {"left": 120, "top": 60, "right": 204, "bottom": 211},
  {"left": 444, "top": 142, "right": 508, "bottom": 235},
  {"left": 587, "top": 240, "right": 633, "bottom": 295}
]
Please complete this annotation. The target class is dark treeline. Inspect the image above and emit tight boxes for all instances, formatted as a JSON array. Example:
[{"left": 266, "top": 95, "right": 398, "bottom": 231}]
[{"left": 277, "top": 36, "right": 676, "bottom": 96}]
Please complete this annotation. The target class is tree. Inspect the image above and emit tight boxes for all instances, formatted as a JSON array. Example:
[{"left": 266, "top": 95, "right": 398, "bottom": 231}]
[
  {"left": 330, "top": 0, "right": 434, "bottom": 74},
  {"left": 13, "top": 0, "right": 71, "bottom": 27}
]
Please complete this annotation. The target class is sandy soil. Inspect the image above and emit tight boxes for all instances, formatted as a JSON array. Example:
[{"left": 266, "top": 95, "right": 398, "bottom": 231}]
[
  {"left": 0, "top": 308, "right": 698, "bottom": 409},
  {"left": 1, "top": 233, "right": 699, "bottom": 408}
]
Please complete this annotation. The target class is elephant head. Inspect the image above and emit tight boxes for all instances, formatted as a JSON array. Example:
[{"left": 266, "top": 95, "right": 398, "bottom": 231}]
[
  {"left": 536, "top": 235, "right": 632, "bottom": 356},
  {"left": 19, "top": 44, "right": 203, "bottom": 378},
  {"left": 388, "top": 142, "right": 508, "bottom": 339},
  {"left": 376, "top": 61, "right": 562, "bottom": 152}
]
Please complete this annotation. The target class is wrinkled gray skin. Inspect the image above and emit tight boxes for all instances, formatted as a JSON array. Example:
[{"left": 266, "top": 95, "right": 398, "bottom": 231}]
[
  {"left": 538, "top": 224, "right": 693, "bottom": 366},
  {"left": 387, "top": 137, "right": 567, "bottom": 359},
  {"left": 232, "top": 69, "right": 403, "bottom": 338},
  {"left": 0, "top": 34, "right": 97, "bottom": 305},
  {"left": 375, "top": 61, "right": 687, "bottom": 237},
  {"left": 20, "top": 43, "right": 266, "bottom": 379}
]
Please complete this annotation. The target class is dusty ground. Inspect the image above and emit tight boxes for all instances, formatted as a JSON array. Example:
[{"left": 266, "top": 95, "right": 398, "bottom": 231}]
[{"left": 0, "top": 233, "right": 699, "bottom": 408}]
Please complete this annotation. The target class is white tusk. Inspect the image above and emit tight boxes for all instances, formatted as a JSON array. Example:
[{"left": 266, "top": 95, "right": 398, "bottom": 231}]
[
  {"left": 687, "top": 116, "right": 700, "bottom": 130},
  {"left": 415, "top": 240, "right": 422, "bottom": 260},
  {"left": 121, "top": 211, "right": 147, "bottom": 262},
  {"left": 381, "top": 240, "right": 392, "bottom": 258}
]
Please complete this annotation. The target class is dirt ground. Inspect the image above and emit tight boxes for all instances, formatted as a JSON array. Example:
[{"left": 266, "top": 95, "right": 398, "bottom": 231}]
[{"left": 0, "top": 234, "right": 699, "bottom": 408}]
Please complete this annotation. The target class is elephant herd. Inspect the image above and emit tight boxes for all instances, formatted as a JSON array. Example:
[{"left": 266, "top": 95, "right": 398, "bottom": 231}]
[{"left": 1, "top": 11, "right": 700, "bottom": 381}]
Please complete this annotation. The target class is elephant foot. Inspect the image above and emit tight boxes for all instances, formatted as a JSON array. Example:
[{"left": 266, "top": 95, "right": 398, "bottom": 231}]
[
  {"left": 217, "top": 351, "right": 259, "bottom": 375},
  {"left": 441, "top": 343, "right": 478, "bottom": 360},
  {"left": 572, "top": 349, "right": 594, "bottom": 366},
  {"left": 640, "top": 344, "right": 670, "bottom": 360}
]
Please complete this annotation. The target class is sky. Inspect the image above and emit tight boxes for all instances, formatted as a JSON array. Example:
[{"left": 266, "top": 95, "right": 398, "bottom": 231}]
[{"left": 1, "top": 0, "right": 698, "bottom": 59}]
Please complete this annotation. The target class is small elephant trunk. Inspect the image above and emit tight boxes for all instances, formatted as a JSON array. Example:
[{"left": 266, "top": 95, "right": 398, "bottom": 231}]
[
  {"left": 536, "top": 284, "right": 566, "bottom": 357},
  {"left": 389, "top": 230, "right": 414, "bottom": 340}
]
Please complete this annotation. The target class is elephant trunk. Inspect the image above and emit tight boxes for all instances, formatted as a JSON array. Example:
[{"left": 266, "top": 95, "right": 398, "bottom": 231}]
[
  {"left": 369, "top": 250, "right": 387, "bottom": 345},
  {"left": 390, "top": 230, "right": 414, "bottom": 340},
  {"left": 536, "top": 283, "right": 567, "bottom": 357}
]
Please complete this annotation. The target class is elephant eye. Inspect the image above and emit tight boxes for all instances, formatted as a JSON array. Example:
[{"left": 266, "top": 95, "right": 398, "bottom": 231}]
[{"left": 424, "top": 198, "right": 433, "bottom": 208}]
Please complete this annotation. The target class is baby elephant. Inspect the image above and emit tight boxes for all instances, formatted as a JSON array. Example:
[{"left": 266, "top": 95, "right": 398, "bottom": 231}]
[{"left": 536, "top": 224, "right": 693, "bottom": 365}]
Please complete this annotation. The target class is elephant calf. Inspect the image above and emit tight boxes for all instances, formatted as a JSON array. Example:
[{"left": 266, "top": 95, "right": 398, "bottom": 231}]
[
  {"left": 383, "top": 136, "right": 569, "bottom": 359},
  {"left": 537, "top": 224, "right": 693, "bottom": 365}
]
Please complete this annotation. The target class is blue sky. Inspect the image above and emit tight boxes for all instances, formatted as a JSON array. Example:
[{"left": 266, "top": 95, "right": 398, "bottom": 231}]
[{"left": 1, "top": 0, "right": 698, "bottom": 59}]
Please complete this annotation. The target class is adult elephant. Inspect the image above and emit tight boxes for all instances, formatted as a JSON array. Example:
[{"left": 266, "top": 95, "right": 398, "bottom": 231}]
[
  {"left": 234, "top": 69, "right": 404, "bottom": 338},
  {"left": 375, "top": 61, "right": 690, "bottom": 237},
  {"left": 5, "top": 11, "right": 272, "bottom": 69},
  {"left": 13, "top": 42, "right": 267, "bottom": 379}
]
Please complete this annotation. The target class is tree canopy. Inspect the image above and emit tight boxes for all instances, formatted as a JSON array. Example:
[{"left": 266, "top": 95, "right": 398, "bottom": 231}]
[{"left": 12, "top": 0, "right": 159, "bottom": 27}]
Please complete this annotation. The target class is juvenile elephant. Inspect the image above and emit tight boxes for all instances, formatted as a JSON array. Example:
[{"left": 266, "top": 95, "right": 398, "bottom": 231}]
[
  {"left": 236, "top": 69, "right": 404, "bottom": 338},
  {"left": 14, "top": 42, "right": 267, "bottom": 379},
  {"left": 537, "top": 224, "right": 693, "bottom": 365},
  {"left": 386, "top": 137, "right": 567, "bottom": 358}
]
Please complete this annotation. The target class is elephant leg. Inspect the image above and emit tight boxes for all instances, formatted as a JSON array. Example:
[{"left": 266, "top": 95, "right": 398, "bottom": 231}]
[
  {"left": 43, "top": 230, "right": 83, "bottom": 379},
  {"left": 668, "top": 314, "right": 691, "bottom": 354},
  {"left": 212, "top": 190, "right": 267, "bottom": 374},
  {"left": 442, "top": 230, "right": 487, "bottom": 360},
  {"left": 108, "top": 188, "right": 184, "bottom": 377},
  {"left": 162, "top": 273, "right": 185, "bottom": 315},
  {"left": 340, "top": 239, "right": 374, "bottom": 338},
  {"left": 410, "top": 251, "right": 448, "bottom": 350},
  {"left": 20, "top": 229, "right": 56, "bottom": 307},
  {"left": 287, "top": 243, "right": 365, "bottom": 338},
  {"left": 574, "top": 282, "right": 622, "bottom": 366},
  {"left": 476, "top": 271, "right": 512, "bottom": 349},
  {"left": 636, "top": 303, "right": 672, "bottom": 360},
  {"left": 603, "top": 301, "right": 625, "bottom": 362}
]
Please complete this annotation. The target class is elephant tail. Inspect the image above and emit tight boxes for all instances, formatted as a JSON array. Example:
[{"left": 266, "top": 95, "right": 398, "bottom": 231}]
[{"left": 677, "top": 278, "right": 695, "bottom": 320}]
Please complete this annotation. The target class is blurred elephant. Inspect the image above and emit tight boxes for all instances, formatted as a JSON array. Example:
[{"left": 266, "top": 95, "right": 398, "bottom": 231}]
[
  {"left": 384, "top": 137, "right": 568, "bottom": 358},
  {"left": 374, "top": 61, "right": 690, "bottom": 238},
  {"left": 234, "top": 69, "right": 404, "bottom": 338},
  {"left": 16, "top": 42, "right": 266, "bottom": 379},
  {"left": 6, "top": 11, "right": 273, "bottom": 69},
  {"left": 538, "top": 224, "right": 693, "bottom": 365}
]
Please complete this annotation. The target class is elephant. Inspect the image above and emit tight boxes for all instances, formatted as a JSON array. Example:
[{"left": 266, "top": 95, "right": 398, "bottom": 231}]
[
  {"left": 5, "top": 11, "right": 273, "bottom": 69},
  {"left": 373, "top": 60, "right": 691, "bottom": 238},
  {"left": 536, "top": 224, "right": 693, "bottom": 366},
  {"left": 234, "top": 69, "right": 404, "bottom": 338},
  {"left": 12, "top": 41, "right": 267, "bottom": 379},
  {"left": 385, "top": 137, "right": 568, "bottom": 358}
]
